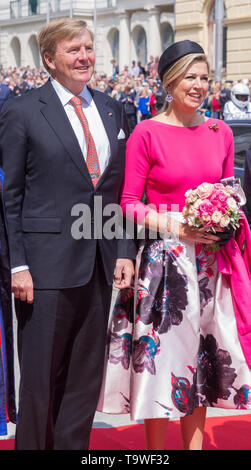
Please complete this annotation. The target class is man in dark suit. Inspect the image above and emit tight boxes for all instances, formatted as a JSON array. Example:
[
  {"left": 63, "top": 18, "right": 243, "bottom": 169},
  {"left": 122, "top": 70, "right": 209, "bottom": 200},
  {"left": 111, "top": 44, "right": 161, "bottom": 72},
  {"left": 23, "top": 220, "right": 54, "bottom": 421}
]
[
  {"left": 243, "top": 149, "right": 251, "bottom": 227},
  {"left": 0, "top": 18, "right": 135, "bottom": 450}
]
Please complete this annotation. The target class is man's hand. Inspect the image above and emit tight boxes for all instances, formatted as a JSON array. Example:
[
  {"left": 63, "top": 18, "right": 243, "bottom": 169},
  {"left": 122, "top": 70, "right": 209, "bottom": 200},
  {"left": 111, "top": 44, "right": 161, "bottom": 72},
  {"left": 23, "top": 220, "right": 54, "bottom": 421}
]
[
  {"left": 12, "top": 270, "right": 34, "bottom": 304},
  {"left": 114, "top": 258, "right": 134, "bottom": 289}
]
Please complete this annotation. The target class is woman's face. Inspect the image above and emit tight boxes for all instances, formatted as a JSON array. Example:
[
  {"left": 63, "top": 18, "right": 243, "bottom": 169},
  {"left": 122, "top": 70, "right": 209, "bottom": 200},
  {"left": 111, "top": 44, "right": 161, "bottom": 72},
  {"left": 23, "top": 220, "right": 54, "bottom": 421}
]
[{"left": 169, "top": 61, "right": 209, "bottom": 112}]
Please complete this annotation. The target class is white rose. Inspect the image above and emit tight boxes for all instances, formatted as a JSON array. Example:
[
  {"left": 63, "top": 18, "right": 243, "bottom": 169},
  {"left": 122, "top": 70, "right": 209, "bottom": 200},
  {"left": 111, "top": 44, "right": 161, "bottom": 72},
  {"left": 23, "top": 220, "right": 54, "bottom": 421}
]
[
  {"left": 188, "top": 206, "right": 195, "bottom": 215},
  {"left": 227, "top": 197, "right": 237, "bottom": 211},
  {"left": 190, "top": 191, "right": 198, "bottom": 202},
  {"left": 193, "top": 198, "right": 203, "bottom": 209},
  {"left": 225, "top": 185, "right": 235, "bottom": 195},
  {"left": 220, "top": 215, "right": 230, "bottom": 228},
  {"left": 185, "top": 189, "right": 193, "bottom": 198},
  {"left": 212, "top": 211, "right": 222, "bottom": 224},
  {"left": 202, "top": 215, "right": 211, "bottom": 223}
]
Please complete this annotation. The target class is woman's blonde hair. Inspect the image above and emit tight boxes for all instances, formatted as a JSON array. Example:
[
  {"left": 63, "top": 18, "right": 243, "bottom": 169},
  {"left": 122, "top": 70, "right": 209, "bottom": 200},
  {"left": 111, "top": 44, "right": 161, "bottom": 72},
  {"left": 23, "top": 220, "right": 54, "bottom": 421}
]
[
  {"left": 162, "top": 53, "right": 210, "bottom": 111},
  {"left": 38, "top": 18, "right": 94, "bottom": 74}
]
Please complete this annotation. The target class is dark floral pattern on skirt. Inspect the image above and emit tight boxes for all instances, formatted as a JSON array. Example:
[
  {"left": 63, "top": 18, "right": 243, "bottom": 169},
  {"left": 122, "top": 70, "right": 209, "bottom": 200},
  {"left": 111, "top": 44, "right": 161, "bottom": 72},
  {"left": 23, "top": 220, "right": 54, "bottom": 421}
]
[
  {"left": 136, "top": 240, "right": 188, "bottom": 335},
  {"left": 233, "top": 384, "right": 251, "bottom": 409},
  {"left": 111, "top": 287, "right": 134, "bottom": 332},
  {"left": 170, "top": 334, "right": 243, "bottom": 415},
  {"left": 196, "top": 245, "right": 215, "bottom": 311},
  {"left": 196, "top": 334, "right": 237, "bottom": 406},
  {"left": 107, "top": 240, "right": 189, "bottom": 375},
  {"left": 107, "top": 330, "right": 132, "bottom": 370},
  {"left": 132, "top": 330, "right": 160, "bottom": 375}
]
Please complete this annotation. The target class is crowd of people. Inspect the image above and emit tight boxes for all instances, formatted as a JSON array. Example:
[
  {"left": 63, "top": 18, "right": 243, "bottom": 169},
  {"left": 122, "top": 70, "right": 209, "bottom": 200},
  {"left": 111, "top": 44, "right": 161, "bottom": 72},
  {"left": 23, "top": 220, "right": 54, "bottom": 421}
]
[{"left": 1, "top": 59, "right": 251, "bottom": 128}]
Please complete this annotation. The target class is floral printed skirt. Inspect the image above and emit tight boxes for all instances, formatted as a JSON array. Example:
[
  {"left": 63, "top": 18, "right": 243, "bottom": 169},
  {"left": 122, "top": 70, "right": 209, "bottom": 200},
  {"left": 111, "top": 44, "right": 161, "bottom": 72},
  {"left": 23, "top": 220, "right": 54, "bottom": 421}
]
[{"left": 98, "top": 234, "right": 251, "bottom": 420}]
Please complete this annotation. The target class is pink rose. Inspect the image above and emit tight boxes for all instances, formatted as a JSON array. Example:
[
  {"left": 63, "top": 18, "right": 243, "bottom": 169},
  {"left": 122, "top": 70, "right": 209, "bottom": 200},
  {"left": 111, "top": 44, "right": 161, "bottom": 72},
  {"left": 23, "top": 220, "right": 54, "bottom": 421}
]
[
  {"left": 198, "top": 199, "right": 215, "bottom": 217},
  {"left": 209, "top": 189, "right": 228, "bottom": 211}
]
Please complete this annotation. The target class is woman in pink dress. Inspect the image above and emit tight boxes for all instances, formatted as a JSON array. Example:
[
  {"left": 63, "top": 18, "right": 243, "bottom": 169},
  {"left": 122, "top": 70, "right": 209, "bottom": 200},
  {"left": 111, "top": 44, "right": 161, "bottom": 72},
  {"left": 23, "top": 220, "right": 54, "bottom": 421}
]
[{"left": 98, "top": 41, "right": 251, "bottom": 450}]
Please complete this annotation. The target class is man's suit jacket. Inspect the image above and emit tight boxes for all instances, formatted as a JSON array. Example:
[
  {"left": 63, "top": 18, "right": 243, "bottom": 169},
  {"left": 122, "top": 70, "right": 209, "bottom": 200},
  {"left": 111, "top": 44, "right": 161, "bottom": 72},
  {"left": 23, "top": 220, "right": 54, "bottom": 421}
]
[
  {"left": 243, "top": 149, "right": 251, "bottom": 227},
  {"left": 0, "top": 80, "right": 136, "bottom": 289}
]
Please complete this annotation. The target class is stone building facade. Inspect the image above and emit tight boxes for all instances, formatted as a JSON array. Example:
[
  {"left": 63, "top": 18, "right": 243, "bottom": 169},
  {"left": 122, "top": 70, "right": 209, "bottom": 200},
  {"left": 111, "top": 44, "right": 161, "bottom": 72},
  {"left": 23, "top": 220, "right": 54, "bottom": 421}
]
[{"left": 0, "top": 0, "right": 250, "bottom": 81}]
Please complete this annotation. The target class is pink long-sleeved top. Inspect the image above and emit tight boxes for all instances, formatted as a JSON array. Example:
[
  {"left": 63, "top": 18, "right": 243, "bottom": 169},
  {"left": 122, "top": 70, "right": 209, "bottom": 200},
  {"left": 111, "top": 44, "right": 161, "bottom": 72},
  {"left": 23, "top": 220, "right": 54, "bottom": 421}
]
[{"left": 120, "top": 118, "right": 234, "bottom": 222}]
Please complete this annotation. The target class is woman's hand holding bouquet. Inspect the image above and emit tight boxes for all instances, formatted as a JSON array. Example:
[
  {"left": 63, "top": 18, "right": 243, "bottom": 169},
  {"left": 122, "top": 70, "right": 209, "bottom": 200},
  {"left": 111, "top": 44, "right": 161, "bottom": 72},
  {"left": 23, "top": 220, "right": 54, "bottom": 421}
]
[{"left": 181, "top": 180, "right": 241, "bottom": 250}]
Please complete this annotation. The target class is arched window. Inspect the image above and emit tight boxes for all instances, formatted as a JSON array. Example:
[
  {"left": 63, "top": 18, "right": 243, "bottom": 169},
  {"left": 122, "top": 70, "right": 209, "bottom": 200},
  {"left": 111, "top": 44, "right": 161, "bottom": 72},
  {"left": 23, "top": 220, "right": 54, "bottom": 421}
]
[
  {"left": 107, "top": 28, "right": 119, "bottom": 64},
  {"left": 161, "top": 23, "right": 174, "bottom": 52},
  {"left": 28, "top": 35, "right": 40, "bottom": 69},
  {"left": 9, "top": 37, "right": 21, "bottom": 67},
  {"left": 208, "top": 1, "right": 227, "bottom": 71},
  {"left": 136, "top": 27, "right": 147, "bottom": 65},
  {"left": 112, "top": 29, "right": 119, "bottom": 63}
]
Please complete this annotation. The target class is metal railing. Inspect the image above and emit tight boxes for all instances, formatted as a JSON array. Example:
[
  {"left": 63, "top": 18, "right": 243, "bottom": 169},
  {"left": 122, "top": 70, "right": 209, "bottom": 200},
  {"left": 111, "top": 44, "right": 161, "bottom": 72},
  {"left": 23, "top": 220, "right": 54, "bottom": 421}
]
[
  {"left": 10, "top": 0, "right": 21, "bottom": 18},
  {"left": 9, "top": 1, "right": 115, "bottom": 19},
  {"left": 107, "top": 0, "right": 117, "bottom": 7}
]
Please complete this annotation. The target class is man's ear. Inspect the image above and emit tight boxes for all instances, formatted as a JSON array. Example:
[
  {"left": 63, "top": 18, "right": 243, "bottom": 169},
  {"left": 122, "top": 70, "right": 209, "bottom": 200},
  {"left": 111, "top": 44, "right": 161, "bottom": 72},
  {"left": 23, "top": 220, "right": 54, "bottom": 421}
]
[{"left": 43, "top": 53, "right": 55, "bottom": 74}]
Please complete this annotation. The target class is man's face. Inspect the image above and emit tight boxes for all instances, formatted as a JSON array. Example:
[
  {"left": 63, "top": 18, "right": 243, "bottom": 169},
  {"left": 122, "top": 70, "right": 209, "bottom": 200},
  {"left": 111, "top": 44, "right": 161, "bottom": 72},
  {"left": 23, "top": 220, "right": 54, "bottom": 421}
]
[{"left": 45, "top": 29, "right": 95, "bottom": 94}]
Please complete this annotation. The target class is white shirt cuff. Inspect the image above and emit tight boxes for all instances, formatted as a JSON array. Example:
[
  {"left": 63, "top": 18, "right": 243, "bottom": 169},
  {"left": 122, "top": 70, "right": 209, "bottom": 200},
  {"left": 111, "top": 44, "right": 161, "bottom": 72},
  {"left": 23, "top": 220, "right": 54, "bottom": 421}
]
[{"left": 11, "top": 265, "right": 29, "bottom": 274}]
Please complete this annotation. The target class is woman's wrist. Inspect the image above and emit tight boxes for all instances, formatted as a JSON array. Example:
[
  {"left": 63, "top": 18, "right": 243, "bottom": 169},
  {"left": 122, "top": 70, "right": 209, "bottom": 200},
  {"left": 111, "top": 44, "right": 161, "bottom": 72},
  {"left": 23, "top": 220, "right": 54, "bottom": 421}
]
[{"left": 144, "top": 210, "right": 170, "bottom": 235}]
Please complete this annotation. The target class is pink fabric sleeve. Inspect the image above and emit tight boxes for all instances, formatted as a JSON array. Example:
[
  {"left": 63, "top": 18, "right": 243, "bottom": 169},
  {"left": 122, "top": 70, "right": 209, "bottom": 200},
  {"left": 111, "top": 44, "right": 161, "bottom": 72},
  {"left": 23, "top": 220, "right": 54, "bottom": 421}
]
[
  {"left": 120, "top": 124, "right": 153, "bottom": 223},
  {"left": 222, "top": 125, "right": 235, "bottom": 178}
]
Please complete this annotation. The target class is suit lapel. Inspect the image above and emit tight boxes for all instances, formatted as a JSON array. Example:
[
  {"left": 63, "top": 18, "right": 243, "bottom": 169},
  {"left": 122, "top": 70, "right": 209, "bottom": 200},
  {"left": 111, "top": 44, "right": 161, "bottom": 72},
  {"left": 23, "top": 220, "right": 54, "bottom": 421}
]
[{"left": 39, "top": 81, "right": 93, "bottom": 187}]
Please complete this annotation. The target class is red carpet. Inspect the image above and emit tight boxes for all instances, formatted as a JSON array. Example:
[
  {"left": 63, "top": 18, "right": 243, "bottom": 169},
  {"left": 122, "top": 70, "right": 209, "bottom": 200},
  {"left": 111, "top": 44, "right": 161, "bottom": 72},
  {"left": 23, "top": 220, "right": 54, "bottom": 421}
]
[{"left": 1, "top": 414, "right": 251, "bottom": 450}]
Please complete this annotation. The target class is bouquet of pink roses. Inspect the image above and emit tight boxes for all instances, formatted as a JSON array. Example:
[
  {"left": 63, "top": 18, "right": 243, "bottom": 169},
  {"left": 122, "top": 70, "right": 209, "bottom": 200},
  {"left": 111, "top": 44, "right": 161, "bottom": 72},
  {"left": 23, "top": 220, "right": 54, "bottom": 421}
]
[{"left": 182, "top": 181, "right": 241, "bottom": 248}]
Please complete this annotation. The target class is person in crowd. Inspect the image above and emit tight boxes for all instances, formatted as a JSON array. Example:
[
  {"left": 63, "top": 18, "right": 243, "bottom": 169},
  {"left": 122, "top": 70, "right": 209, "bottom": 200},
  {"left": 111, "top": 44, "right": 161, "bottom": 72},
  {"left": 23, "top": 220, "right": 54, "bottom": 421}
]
[
  {"left": 147, "top": 55, "right": 154, "bottom": 71},
  {"left": 0, "top": 79, "right": 14, "bottom": 112},
  {"left": 98, "top": 40, "right": 251, "bottom": 451},
  {"left": 120, "top": 84, "right": 137, "bottom": 132},
  {"left": 208, "top": 83, "right": 222, "bottom": 118},
  {"left": 137, "top": 86, "right": 150, "bottom": 120},
  {"left": 121, "top": 65, "right": 130, "bottom": 77},
  {"left": 13, "top": 76, "right": 30, "bottom": 96},
  {"left": 150, "top": 56, "right": 159, "bottom": 79},
  {"left": 111, "top": 59, "right": 119, "bottom": 77},
  {"left": 97, "top": 80, "right": 106, "bottom": 92},
  {"left": 137, "top": 61, "right": 145, "bottom": 77},
  {"left": 104, "top": 78, "right": 116, "bottom": 96},
  {"left": 223, "top": 82, "right": 251, "bottom": 120},
  {"left": 199, "top": 90, "right": 211, "bottom": 116},
  {"left": 146, "top": 77, "right": 155, "bottom": 92},
  {"left": 0, "top": 17, "right": 135, "bottom": 450},
  {"left": 110, "top": 88, "right": 119, "bottom": 100},
  {"left": 219, "top": 80, "right": 232, "bottom": 110},
  {"left": 130, "top": 60, "right": 140, "bottom": 78},
  {"left": 149, "top": 84, "right": 158, "bottom": 117},
  {"left": 154, "top": 82, "right": 167, "bottom": 112}
]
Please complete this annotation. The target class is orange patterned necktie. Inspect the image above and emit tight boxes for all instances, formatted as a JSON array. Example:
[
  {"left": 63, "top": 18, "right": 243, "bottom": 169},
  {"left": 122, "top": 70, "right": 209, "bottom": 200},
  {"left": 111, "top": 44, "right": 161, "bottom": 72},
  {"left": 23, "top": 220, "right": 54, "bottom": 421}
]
[{"left": 70, "top": 96, "right": 101, "bottom": 188}]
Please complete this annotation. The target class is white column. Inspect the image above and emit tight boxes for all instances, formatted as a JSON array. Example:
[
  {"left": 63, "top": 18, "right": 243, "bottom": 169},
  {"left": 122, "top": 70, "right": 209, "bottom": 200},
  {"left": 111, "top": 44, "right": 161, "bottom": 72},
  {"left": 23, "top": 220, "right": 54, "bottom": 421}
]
[
  {"left": 146, "top": 7, "right": 162, "bottom": 58},
  {"left": 215, "top": 0, "right": 224, "bottom": 82},
  {"left": 0, "top": 32, "right": 8, "bottom": 70},
  {"left": 118, "top": 10, "right": 130, "bottom": 72}
]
